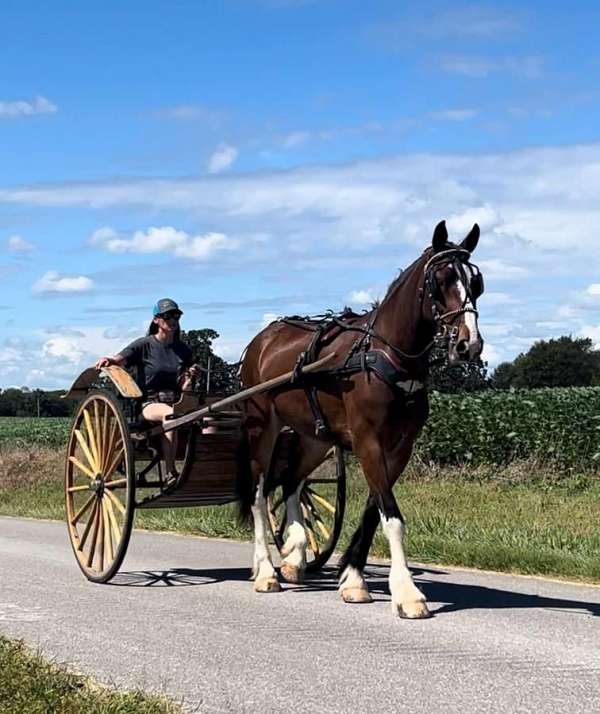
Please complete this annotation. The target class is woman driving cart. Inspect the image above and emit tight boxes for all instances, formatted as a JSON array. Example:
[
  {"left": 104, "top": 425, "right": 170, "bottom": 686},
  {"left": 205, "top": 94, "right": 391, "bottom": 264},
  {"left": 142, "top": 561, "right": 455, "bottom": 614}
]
[{"left": 95, "top": 298, "right": 200, "bottom": 486}]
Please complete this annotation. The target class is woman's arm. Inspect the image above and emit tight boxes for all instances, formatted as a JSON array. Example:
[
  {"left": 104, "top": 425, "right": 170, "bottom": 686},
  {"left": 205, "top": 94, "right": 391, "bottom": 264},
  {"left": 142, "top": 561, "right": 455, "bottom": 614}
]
[{"left": 95, "top": 354, "right": 126, "bottom": 370}]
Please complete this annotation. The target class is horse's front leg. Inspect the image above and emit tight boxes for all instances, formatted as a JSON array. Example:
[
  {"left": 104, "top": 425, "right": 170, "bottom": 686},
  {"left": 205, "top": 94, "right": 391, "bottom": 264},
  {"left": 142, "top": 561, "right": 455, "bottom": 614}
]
[
  {"left": 251, "top": 475, "right": 280, "bottom": 592},
  {"left": 355, "top": 435, "right": 430, "bottom": 618},
  {"left": 377, "top": 490, "right": 430, "bottom": 619},
  {"left": 337, "top": 495, "right": 379, "bottom": 603}
]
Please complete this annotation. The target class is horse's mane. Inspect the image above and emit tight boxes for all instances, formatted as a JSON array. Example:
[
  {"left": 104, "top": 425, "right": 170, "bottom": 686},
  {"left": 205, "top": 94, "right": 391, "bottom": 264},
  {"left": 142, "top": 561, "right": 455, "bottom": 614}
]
[
  {"left": 379, "top": 249, "right": 430, "bottom": 307},
  {"left": 379, "top": 241, "right": 460, "bottom": 307}
]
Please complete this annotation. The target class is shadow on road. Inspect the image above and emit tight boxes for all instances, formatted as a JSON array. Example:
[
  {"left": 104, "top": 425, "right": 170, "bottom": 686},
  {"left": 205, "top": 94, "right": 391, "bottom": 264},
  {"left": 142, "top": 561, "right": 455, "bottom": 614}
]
[
  {"left": 110, "top": 563, "right": 600, "bottom": 618},
  {"left": 110, "top": 567, "right": 250, "bottom": 587},
  {"left": 293, "top": 563, "right": 600, "bottom": 618}
]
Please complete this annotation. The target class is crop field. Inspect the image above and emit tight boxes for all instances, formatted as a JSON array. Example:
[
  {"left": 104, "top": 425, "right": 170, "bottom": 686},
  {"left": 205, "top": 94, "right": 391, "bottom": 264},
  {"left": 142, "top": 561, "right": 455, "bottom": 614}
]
[
  {"left": 2, "top": 385, "right": 600, "bottom": 469},
  {"left": 419, "top": 386, "right": 600, "bottom": 469},
  {"left": 0, "top": 417, "right": 69, "bottom": 449}
]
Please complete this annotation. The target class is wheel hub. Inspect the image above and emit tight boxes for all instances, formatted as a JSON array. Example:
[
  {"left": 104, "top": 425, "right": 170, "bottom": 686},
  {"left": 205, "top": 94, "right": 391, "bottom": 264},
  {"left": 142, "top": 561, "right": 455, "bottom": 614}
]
[{"left": 90, "top": 476, "right": 104, "bottom": 495}]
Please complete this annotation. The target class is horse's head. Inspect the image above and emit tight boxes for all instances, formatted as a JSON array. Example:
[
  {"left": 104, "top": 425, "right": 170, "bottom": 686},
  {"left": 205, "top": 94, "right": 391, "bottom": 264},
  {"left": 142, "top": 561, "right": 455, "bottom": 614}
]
[{"left": 423, "top": 220, "right": 484, "bottom": 365}]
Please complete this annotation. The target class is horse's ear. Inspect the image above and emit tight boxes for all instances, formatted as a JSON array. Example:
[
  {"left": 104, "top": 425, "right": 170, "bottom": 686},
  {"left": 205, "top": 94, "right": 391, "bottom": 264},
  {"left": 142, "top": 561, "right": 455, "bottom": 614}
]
[
  {"left": 432, "top": 220, "right": 448, "bottom": 252},
  {"left": 460, "top": 223, "right": 480, "bottom": 253}
]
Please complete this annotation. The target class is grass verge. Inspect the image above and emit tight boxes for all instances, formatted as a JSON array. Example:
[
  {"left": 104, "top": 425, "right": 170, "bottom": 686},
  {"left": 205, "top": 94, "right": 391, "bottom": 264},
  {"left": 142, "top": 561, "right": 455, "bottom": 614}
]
[
  {"left": 2, "top": 447, "right": 600, "bottom": 583},
  {"left": 0, "top": 635, "right": 181, "bottom": 714}
]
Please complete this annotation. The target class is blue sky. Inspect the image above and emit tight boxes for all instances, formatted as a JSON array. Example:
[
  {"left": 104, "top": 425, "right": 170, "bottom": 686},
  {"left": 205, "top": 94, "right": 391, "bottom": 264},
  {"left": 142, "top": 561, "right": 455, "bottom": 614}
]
[{"left": 2, "top": 0, "right": 600, "bottom": 388}]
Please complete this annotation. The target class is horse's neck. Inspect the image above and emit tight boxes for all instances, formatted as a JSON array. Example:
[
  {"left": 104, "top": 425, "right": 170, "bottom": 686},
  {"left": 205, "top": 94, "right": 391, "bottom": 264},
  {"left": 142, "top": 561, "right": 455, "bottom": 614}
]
[{"left": 375, "top": 260, "right": 432, "bottom": 369}]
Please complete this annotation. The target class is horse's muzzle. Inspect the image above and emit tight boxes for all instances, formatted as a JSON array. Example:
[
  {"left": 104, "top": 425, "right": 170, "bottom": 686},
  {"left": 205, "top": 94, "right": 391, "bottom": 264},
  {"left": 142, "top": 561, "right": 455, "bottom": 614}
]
[{"left": 449, "top": 335, "right": 483, "bottom": 364}]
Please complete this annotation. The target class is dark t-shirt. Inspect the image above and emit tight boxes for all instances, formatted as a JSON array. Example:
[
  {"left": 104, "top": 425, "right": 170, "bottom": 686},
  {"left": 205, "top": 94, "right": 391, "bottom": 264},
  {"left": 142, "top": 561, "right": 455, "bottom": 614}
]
[{"left": 118, "top": 335, "right": 193, "bottom": 397}]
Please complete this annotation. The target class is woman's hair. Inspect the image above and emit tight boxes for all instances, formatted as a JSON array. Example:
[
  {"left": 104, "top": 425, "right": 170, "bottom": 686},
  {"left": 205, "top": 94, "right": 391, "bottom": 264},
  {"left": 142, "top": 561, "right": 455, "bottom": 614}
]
[{"left": 147, "top": 319, "right": 181, "bottom": 341}]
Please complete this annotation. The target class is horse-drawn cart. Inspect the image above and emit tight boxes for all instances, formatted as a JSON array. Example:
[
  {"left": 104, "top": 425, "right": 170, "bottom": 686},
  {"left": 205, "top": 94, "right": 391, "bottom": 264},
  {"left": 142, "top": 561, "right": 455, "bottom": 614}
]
[{"left": 63, "top": 356, "right": 345, "bottom": 583}]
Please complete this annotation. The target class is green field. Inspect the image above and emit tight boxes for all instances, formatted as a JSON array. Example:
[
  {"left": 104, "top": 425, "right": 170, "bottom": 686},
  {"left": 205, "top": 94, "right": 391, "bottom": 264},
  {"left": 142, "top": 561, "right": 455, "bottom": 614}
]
[{"left": 3, "top": 384, "right": 600, "bottom": 470}]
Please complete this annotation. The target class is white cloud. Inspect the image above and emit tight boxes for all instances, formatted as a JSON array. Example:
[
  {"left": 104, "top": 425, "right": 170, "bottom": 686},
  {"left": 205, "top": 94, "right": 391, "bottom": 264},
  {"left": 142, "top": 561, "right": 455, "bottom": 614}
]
[
  {"left": 479, "top": 292, "right": 515, "bottom": 306},
  {"left": 587, "top": 284, "right": 600, "bottom": 296},
  {"left": 0, "top": 96, "right": 57, "bottom": 118},
  {"left": 579, "top": 325, "right": 600, "bottom": 347},
  {"left": 42, "top": 337, "right": 84, "bottom": 364},
  {"left": 0, "top": 327, "right": 140, "bottom": 389},
  {"left": 91, "top": 225, "right": 238, "bottom": 260},
  {"left": 7, "top": 235, "right": 34, "bottom": 252},
  {"left": 212, "top": 336, "right": 247, "bottom": 363},
  {"left": 481, "top": 341, "right": 502, "bottom": 367},
  {"left": 261, "top": 312, "right": 279, "bottom": 328},
  {"left": 349, "top": 289, "right": 376, "bottom": 305},
  {"left": 478, "top": 259, "right": 530, "bottom": 281},
  {"left": 207, "top": 143, "right": 238, "bottom": 173},
  {"left": 32, "top": 271, "right": 94, "bottom": 294}
]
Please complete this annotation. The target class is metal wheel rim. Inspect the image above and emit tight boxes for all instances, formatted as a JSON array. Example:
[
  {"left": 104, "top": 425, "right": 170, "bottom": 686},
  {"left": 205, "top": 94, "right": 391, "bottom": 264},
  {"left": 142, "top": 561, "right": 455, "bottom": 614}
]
[{"left": 65, "top": 390, "right": 135, "bottom": 583}]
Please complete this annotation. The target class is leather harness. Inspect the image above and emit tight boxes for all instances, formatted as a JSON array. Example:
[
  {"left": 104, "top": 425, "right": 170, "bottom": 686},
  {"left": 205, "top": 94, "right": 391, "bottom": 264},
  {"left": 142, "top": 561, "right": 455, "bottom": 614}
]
[{"left": 279, "top": 247, "right": 483, "bottom": 437}]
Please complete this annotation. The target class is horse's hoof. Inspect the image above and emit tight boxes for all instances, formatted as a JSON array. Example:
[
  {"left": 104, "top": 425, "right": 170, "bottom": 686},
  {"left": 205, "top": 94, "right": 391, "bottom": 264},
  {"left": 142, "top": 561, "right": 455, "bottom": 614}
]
[
  {"left": 395, "top": 600, "right": 431, "bottom": 619},
  {"left": 254, "top": 577, "right": 281, "bottom": 593},
  {"left": 340, "top": 587, "right": 373, "bottom": 604},
  {"left": 280, "top": 563, "right": 304, "bottom": 584}
]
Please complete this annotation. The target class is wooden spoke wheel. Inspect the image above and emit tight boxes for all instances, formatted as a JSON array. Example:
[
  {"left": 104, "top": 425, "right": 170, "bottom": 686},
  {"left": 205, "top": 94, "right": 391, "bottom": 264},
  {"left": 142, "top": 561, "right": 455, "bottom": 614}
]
[
  {"left": 268, "top": 445, "right": 346, "bottom": 573},
  {"left": 65, "top": 390, "right": 135, "bottom": 583}
]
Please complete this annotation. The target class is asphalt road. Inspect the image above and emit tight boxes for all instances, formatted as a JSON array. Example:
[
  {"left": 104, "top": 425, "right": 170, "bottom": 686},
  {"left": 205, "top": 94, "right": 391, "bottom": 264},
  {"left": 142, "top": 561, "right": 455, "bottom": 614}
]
[{"left": 1, "top": 516, "right": 599, "bottom": 713}]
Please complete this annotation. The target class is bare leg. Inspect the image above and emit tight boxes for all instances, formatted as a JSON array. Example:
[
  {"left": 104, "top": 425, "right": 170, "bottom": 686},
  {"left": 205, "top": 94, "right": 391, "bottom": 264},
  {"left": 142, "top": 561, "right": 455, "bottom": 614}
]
[{"left": 141, "top": 402, "right": 178, "bottom": 474}]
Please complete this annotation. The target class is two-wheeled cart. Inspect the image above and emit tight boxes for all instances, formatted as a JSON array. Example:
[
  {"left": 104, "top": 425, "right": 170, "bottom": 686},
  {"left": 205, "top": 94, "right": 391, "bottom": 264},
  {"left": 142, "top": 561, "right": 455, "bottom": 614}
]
[{"left": 63, "top": 356, "right": 345, "bottom": 583}]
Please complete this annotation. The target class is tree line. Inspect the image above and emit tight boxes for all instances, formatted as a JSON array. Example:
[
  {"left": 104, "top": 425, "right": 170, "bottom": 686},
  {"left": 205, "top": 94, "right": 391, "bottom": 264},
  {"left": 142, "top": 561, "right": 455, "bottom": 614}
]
[
  {"left": 1, "top": 333, "right": 598, "bottom": 416},
  {"left": 430, "top": 335, "right": 600, "bottom": 392}
]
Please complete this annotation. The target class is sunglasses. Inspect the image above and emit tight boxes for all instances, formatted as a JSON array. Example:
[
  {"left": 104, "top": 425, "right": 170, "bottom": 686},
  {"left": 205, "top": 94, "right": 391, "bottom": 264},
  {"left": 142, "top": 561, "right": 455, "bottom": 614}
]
[{"left": 159, "top": 311, "right": 181, "bottom": 320}]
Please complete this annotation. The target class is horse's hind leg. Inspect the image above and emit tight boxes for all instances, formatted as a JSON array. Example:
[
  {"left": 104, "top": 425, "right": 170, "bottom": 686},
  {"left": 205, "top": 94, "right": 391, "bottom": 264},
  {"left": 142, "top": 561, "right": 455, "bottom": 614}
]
[
  {"left": 279, "top": 481, "right": 307, "bottom": 584},
  {"left": 337, "top": 496, "right": 378, "bottom": 603},
  {"left": 251, "top": 473, "right": 280, "bottom": 593},
  {"left": 246, "top": 402, "right": 283, "bottom": 593},
  {"left": 279, "top": 438, "right": 329, "bottom": 584}
]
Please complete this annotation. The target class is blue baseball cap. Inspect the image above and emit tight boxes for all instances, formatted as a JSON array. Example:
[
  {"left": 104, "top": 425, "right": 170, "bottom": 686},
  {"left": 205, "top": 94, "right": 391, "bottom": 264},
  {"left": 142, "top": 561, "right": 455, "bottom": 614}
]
[{"left": 153, "top": 298, "right": 182, "bottom": 317}]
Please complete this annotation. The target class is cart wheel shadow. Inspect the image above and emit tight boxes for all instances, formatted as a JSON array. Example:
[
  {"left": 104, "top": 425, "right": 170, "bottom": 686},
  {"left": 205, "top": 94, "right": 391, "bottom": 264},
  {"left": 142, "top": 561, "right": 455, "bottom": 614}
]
[
  {"left": 110, "top": 567, "right": 251, "bottom": 587},
  {"left": 292, "top": 562, "right": 600, "bottom": 618}
]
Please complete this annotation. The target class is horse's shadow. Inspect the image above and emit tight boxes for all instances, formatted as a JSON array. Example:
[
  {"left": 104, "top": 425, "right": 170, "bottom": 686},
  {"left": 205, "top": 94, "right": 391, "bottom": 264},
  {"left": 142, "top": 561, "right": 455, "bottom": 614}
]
[{"left": 110, "top": 562, "right": 600, "bottom": 618}]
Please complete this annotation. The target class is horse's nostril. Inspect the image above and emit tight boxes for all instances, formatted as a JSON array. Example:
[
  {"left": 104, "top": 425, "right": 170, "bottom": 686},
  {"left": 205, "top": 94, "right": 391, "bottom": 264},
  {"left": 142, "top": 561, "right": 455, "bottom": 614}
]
[{"left": 456, "top": 340, "right": 469, "bottom": 355}]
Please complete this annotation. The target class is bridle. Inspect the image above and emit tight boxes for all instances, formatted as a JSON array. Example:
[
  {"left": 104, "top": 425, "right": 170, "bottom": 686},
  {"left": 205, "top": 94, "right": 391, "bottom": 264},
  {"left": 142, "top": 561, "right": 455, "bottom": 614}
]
[
  {"left": 362, "top": 247, "right": 483, "bottom": 363},
  {"left": 421, "top": 248, "right": 482, "bottom": 353}
]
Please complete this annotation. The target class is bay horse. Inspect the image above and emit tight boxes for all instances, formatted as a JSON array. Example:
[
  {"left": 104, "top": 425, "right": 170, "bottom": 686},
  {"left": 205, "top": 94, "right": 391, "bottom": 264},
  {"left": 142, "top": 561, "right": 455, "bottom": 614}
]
[{"left": 239, "top": 220, "right": 484, "bottom": 618}]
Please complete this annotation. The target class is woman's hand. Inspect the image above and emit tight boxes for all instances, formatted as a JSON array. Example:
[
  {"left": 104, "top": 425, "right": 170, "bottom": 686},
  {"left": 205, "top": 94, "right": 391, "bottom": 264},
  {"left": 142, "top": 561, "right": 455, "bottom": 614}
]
[
  {"left": 95, "top": 356, "right": 112, "bottom": 370},
  {"left": 180, "top": 363, "right": 201, "bottom": 390},
  {"left": 95, "top": 354, "right": 124, "bottom": 370},
  {"left": 187, "top": 364, "right": 201, "bottom": 380}
]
